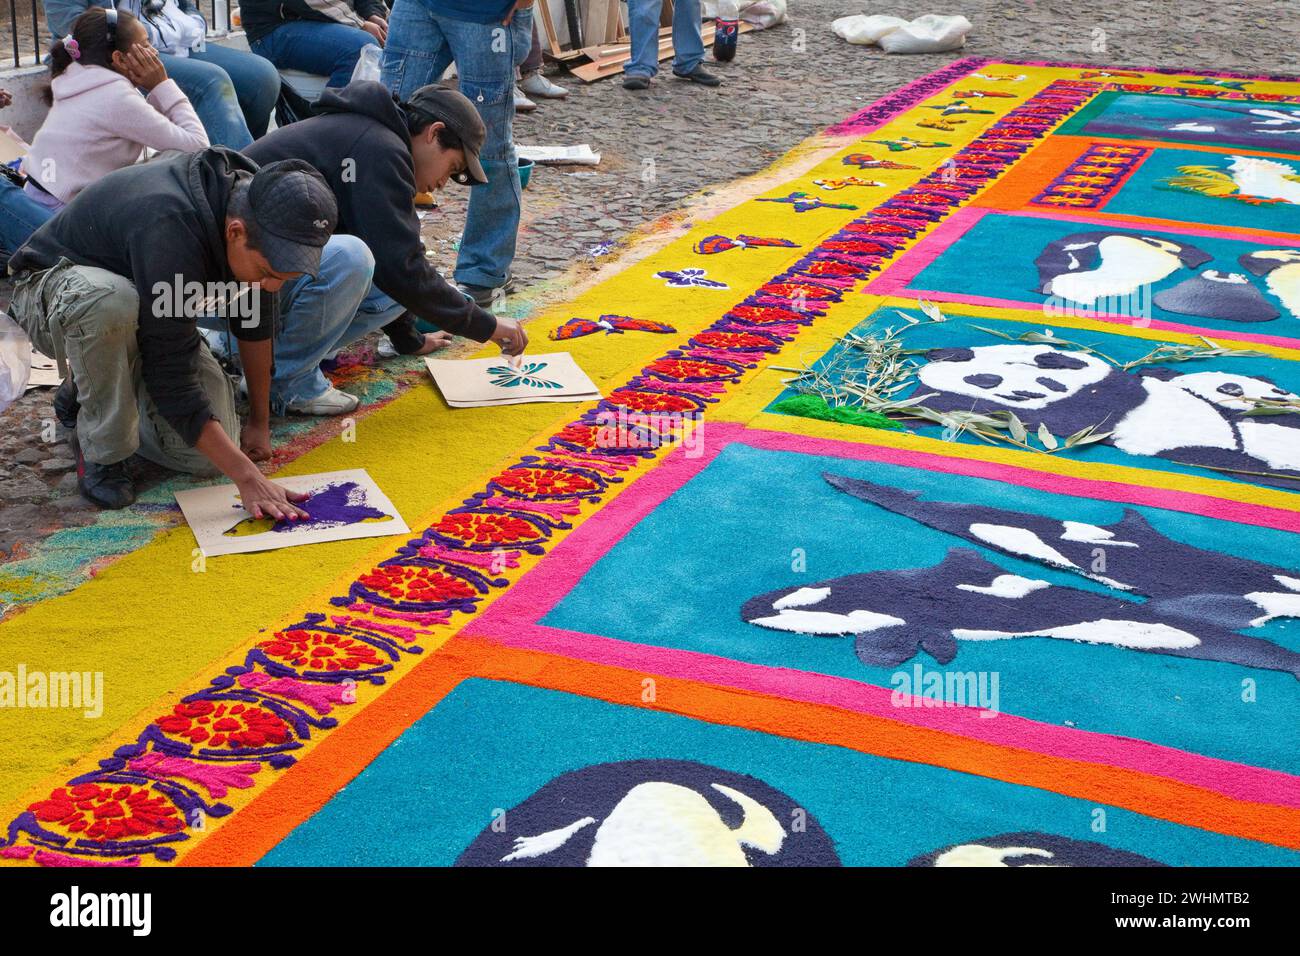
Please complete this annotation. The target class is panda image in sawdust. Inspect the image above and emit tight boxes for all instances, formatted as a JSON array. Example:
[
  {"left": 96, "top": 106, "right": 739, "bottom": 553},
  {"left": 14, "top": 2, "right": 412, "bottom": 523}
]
[
  {"left": 740, "top": 473, "right": 1300, "bottom": 678},
  {"left": 909, "top": 832, "right": 1164, "bottom": 867},
  {"left": 455, "top": 760, "right": 841, "bottom": 867},
  {"left": 917, "top": 344, "right": 1300, "bottom": 487}
]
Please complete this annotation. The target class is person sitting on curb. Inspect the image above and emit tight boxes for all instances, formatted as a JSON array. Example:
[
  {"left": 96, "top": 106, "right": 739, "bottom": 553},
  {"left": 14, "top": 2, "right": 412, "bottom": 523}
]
[
  {"left": 45, "top": 0, "right": 281, "bottom": 148},
  {"left": 7, "top": 149, "right": 338, "bottom": 511},
  {"left": 244, "top": 81, "right": 528, "bottom": 364},
  {"left": 242, "top": 0, "right": 390, "bottom": 91},
  {"left": 623, "top": 0, "right": 720, "bottom": 91},
  {"left": 0, "top": 8, "right": 208, "bottom": 264}
]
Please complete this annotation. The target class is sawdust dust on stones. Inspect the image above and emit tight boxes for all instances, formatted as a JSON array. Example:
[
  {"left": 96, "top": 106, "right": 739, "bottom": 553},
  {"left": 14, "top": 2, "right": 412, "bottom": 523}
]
[{"left": 1, "top": 0, "right": 1297, "bottom": 570}]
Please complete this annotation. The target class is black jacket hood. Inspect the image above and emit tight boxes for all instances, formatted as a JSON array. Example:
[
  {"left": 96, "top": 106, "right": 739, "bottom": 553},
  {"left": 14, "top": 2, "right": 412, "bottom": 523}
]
[{"left": 313, "top": 81, "right": 412, "bottom": 145}]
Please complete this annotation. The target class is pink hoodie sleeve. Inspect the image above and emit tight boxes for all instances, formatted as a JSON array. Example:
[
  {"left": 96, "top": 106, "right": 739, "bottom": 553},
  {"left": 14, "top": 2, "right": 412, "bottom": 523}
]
[{"left": 123, "top": 77, "right": 210, "bottom": 154}]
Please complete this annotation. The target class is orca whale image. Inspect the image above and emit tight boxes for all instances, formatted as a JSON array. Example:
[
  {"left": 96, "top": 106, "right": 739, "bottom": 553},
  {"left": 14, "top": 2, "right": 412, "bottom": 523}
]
[
  {"left": 741, "top": 547, "right": 1300, "bottom": 675},
  {"left": 824, "top": 473, "right": 1300, "bottom": 630},
  {"left": 908, "top": 832, "right": 1165, "bottom": 867},
  {"left": 738, "top": 473, "right": 1300, "bottom": 677}
]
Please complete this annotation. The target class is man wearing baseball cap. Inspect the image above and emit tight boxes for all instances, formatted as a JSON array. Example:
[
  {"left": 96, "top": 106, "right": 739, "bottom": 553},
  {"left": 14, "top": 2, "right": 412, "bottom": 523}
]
[
  {"left": 8, "top": 147, "right": 337, "bottom": 514},
  {"left": 244, "top": 80, "right": 528, "bottom": 369},
  {"left": 381, "top": 1, "right": 536, "bottom": 308}
]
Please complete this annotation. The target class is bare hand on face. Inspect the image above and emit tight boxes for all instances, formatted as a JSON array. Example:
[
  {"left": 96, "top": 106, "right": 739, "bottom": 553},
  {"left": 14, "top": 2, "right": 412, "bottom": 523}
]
[
  {"left": 502, "top": 0, "right": 535, "bottom": 25},
  {"left": 362, "top": 17, "right": 387, "bottom": 46},
  {"left": 124, "top": 45, "right": 167, "bottom": 92},
  {"left": 490, "top": 315, "right": 529, "bottom": 366},
  {"left": 237, "top": 472, "right": 309, "bottom": 522}
]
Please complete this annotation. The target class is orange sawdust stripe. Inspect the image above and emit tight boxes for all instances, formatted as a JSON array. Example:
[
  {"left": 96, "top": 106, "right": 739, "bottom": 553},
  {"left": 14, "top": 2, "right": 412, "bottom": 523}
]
[
  {"left": 180, "top": 654, "right": 470, "bottom": 867},
  {"left": 185, "top": 637, "right": 1300, "bottom": 864}
]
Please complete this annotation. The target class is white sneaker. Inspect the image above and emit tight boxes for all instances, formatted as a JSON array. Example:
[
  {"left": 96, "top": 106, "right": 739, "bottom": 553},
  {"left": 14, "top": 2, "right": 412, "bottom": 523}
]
[
  {"left": 520, "top": 72, "right": 569, "bottom": 99},
  {"left": 514, "top": 86, "right": 538, "bottom": 112},
  {"left": 285, "top": 385, "right": 360, "bottom": 416}
]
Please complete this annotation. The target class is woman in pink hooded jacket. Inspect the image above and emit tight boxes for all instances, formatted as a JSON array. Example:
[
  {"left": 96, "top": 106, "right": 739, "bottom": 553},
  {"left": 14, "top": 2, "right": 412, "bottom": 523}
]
[{"left": 0, "top": 7, "right": 208, "bottom": 260}]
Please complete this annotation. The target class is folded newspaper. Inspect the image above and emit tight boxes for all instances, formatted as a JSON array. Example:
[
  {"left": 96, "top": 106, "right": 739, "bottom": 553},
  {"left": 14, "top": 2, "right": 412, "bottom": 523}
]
[{"left": 516, "top": 144, "right": 602, "bottom": 166}]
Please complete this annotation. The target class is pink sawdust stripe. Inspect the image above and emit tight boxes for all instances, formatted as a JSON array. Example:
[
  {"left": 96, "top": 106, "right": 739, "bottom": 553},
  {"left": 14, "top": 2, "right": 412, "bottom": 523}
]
[
  {"left": 1011, "top": 206, "right": 1300, "bottom": 243},
  {"left": 866, "top": 206, "right": 1300, "bottom": 348},
  {"left": 825, "top": 57, "right": 987, "bottom": 136},
  {"left": 865, "top": 205, "right": 986, "bottom": 295},
  {"left": 463, "top": 422, "right": 1300, "bottom": 808},
  {"left": 876, "top": 286, "right": 1300, "bottom": 349},
  {"left": 483, "top": 618, "right": 1300, "bottom": 811},
  {"left": 743, "top": 425, "right": 1300, "bottom": 531}
]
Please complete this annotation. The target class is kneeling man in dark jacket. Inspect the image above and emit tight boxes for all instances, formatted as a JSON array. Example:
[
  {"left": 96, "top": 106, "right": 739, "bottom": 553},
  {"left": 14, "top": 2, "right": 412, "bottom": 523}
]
[
  {"left": 244, "top": 80, "right": 528, "bottom": 371},
  {"left": 8, "top": 148, "right": 337, "bottom": 513}
]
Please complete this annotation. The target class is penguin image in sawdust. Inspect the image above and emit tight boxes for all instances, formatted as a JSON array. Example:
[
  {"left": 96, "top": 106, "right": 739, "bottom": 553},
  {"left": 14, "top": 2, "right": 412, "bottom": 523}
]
[
  {"left": 913, "top": 344, "right": 1300, "bottom": 487},
  {"left": 1240, "top": 249, "right": 1300, "bottom": 319},
  {"left": 455, "top": 760, "right": 840, "bottom": 867},
  {"left": 908, "top": 832, "right": 1165, "bottom": 867},
  {"left": 1034, "top": 230, "right": 1211, "bottom": 306}
]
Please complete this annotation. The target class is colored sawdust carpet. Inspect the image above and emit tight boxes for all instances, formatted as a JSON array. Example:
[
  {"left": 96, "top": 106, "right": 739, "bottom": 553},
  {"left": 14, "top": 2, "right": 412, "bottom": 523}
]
[{"left": 4, "top": 57, "right": 1300, "bottom": 868}]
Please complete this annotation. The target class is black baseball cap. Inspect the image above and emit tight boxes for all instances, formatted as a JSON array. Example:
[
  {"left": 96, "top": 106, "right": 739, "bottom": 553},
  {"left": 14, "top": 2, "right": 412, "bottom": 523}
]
[
  {"left": 246, "top": 159, "right": 338, "bottom": 277},
  {"left": 405, "top": 85, "right": 489, "bottom": 186}
]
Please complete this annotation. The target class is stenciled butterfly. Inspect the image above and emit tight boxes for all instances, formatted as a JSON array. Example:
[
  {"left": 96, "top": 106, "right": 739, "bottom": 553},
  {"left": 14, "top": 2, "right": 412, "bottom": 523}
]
[
  {"left": 549, "top": 315, "right": 678, "bottom": 341},
  {"left": 487, "top": 362, "right": 563, "bottom": 389},
  {"left": 656, "top": 268, "right": 728, "bottom": 289}
]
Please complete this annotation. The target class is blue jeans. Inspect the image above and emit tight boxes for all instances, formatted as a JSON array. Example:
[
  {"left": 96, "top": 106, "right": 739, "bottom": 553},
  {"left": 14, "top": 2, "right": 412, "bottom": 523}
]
[
  {"left": 381, "top": 1, "right": 533, "bottom": 289},
  {"left": 272, "top": 235, "right": 403, "bottom": 410},
  {"left": 0, "top": 176, "right": 55, "bottom": 262},
  {"left": 250, "top": 20, "right": 381, "bottom": 90},
  {"left": 626, "top": 0, "right": 704, "bottom": 78},
  {"left": 164, "top": 44, "right": 280, "bottom": 148}
]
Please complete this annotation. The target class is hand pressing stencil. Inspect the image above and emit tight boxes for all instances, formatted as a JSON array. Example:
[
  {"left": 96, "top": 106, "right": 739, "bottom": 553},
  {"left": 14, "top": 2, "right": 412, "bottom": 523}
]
[{"left": 223, "top": 481, "right": 392, "bottom": 537}]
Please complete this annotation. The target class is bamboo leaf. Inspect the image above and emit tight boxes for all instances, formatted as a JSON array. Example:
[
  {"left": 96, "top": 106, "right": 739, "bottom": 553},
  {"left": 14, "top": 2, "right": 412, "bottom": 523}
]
[{"left": 1037, "top": 423, "right": 1058, "bottom": 450}]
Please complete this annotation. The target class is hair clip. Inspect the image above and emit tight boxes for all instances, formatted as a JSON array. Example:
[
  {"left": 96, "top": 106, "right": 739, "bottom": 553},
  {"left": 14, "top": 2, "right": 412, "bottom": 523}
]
[{"left": 63, "top": 35, "right": 81, "bottom": 60}]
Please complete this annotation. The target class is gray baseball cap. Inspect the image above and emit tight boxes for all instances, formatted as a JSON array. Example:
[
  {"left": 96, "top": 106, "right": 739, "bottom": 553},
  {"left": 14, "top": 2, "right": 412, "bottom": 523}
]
[
  {"left": 246, "top": 159, "right": 338, "bottom": 277},
  {"left": 406, "top": 85, "right": 489, "bottom": 186}
]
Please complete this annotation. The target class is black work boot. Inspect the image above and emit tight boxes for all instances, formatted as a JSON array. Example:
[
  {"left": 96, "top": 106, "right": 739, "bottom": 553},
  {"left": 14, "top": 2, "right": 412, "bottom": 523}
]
[
  {"left": 672, "top": 65, "right": 722, "bottom": 87},
  {"left": 71, "top": 433, "right": 135, "bottom": 509},
  {"left": 53, "top": 376, "right": 80, "bottom": 428}
]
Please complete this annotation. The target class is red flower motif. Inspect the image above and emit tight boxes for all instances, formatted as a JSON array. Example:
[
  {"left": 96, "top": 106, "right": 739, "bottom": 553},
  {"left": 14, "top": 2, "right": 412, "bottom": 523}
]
[
  {"left": 692, "top": 330, "right": 776, "bottom": 351},
  {"left": 257, "top": 630, "right": 386, "bottom": 675},
  {"left": 433, "top": 512, "right": 541, "bottom": 547},
  {"left": 28, "top": 783, "right": 183, "bottom": 842},
  {"left": 606, "top": 389, "right": 700, "bottom": 414},
  {"left": 554, "top": 422, "right": 659, "bottom": 451},
  {"left": 801, "top": 261, "right": 866, "bottom": 278},
  {"left": 356, "top": 565, "right": 479, "bottom": 604},
  {"left": 821, "top": 240, "right": 892, "bottom": 255},
  {"left": 761, "top": 282, "right": 837, "bottom": 300},
  {"left": 156, "top": 698, "right": 293, "bottom": 749},
  {"left": 727, "top": 305, "right": 808, "bottom": 325},
  {"left": 645, "top": 358, "right": 735, "bottom": 381},
  {"left": 491, "top": 466, "right": 601, "bottom": 498}
]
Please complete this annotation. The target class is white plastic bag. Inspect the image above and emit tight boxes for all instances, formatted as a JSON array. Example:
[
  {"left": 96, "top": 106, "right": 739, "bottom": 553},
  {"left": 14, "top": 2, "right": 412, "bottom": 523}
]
[
  {"left": 832, "top": 14, "right": 908, "bottom": 45},
  {"left": 351, "top": 44, "right": 383, "bottom": 85},
  {"left": 739, "top": 0, "right": 786, "bottom": 28},
  {"left": 703, "top": 0, "right": 787, "bottom": 28},
  {"left": 879, "top": 15, "right": 972, "bottom": 53},
  {"left": 0, "top": 312, "right": 33, "bottom": 413},
  {"left": 832, "top": 13, "right": 972, "bottom": 53}
]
